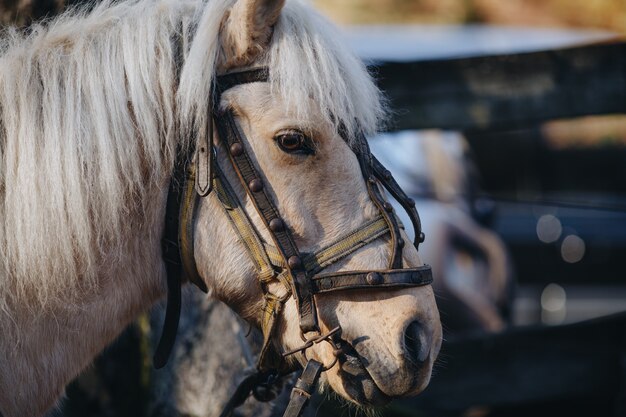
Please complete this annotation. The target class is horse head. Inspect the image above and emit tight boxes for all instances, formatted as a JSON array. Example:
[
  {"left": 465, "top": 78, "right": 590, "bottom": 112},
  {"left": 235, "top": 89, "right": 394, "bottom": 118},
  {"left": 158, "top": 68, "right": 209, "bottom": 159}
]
[{"left": 186, "top": 0, "right": 442, "bottom": 406}]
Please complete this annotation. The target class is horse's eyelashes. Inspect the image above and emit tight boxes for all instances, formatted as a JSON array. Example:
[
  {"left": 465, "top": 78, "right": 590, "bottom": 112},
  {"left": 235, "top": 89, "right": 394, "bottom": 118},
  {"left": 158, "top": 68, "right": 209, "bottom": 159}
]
[{"left": 274, "top": 130, "right": 314, "bottom": 155}]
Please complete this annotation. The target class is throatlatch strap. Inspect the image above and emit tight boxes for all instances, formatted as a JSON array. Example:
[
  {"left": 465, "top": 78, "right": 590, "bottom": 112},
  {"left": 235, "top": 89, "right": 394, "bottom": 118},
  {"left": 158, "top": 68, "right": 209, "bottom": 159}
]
[
  {"left": 155, "top": 153, "right": 186, "bottom": 369},
  {"left": 156, "top": 153, "right": 207, "bottom": 368}
]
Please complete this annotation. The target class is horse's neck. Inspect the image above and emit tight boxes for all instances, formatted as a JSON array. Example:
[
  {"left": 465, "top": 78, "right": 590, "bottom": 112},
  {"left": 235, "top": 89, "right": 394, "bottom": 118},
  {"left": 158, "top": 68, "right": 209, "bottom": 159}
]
[{"left": 0, "top": 189, "right": 168, "bottom": 417}]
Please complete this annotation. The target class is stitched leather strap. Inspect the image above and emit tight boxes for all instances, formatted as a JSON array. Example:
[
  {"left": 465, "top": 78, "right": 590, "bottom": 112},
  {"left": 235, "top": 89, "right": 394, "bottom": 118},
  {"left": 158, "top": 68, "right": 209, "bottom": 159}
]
[
  {"left": 155, "top": 150, "right": 186, "bottom": 369},
  {"left": 213, "top": 106, "right": 319, "bottom": 333},
  {"left": 310, "top": 266, "right": 433, "bottom": 294},
  {"left": 195, "top": 115, "right": 213, "bottom": 196},
  {"left": 180, "top": 165, "right": 208, "bottom": 291},
  {"left": 282, "top": 360, "right": 323, "bottom": 417},
  {"left": 215, "top": 67, "right": 270, "bottom": 100},
  {"left": 352, "top": 133, "right": 404, "bottom": 269},
  {"left": 371, "top": 155, "right": 425, "bottom": 248}
]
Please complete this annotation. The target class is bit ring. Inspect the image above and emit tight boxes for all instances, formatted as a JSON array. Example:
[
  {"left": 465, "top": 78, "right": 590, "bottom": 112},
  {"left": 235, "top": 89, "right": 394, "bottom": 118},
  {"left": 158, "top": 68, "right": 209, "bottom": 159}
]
[
  {"left": 282, "top": 326, "right": 342, "bottom": 371},
  {"left": 303, "top": 339, "right": 339, "bottom": 371}
]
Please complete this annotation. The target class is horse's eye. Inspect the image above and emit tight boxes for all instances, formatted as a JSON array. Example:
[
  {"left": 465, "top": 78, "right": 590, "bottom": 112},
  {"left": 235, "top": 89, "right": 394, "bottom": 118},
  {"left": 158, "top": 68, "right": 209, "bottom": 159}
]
[{"left": 274, "top": 131, "right": 314, "bottom": 155}]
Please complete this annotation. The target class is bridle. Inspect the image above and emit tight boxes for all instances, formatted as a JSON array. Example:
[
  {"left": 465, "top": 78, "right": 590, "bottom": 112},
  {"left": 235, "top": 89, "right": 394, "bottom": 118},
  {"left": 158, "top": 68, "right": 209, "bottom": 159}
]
[{"left": 155, "top": 67, "right": 433, "bottom": 417}]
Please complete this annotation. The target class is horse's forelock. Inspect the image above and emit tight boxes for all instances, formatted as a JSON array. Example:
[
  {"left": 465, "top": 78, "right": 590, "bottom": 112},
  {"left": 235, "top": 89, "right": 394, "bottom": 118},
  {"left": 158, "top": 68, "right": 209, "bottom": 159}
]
[
  {"left": 269, "top": 0, "right": 387, "bottom": 140},
  {"left": 177, "top": 0, "right": 387, "bottom": 148}
]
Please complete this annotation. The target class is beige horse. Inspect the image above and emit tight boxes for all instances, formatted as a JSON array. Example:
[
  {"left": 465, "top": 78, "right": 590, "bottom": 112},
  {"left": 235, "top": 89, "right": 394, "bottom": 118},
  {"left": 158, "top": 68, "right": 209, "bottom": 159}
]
[{"left": 0, "top": 0, "right": 441, "bottom": 415}]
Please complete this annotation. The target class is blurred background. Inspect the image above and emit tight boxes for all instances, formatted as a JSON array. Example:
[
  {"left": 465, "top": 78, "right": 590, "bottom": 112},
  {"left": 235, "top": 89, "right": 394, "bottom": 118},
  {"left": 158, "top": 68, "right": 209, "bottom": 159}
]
[{"left": 316, "top": 0, "right": 626, "bottom": 32}]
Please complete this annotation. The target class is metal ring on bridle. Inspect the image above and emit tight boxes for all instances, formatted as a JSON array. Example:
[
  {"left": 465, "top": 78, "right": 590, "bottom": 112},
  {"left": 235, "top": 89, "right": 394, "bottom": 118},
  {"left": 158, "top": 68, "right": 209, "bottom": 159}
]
[
  {"left": 303, "top": 338, "right": 339, "bottom": 372},
  {"left": 282, "top": 326, "right": 341, "bottom": 371}
]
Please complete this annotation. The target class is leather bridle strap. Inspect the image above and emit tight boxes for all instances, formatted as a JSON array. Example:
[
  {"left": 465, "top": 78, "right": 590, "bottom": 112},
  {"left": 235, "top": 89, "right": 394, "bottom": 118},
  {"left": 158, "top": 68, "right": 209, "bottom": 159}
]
[
  {"left": 213, "top": 164, "right": 276, "bottom": 283},
  {"left": 155, "top": 148, "right": 208, "bottom": 369},
  {"left": 310, "top": 267, "right": 432, "bottom": 294},
  {"left": 282, "top": 360, "right": 323, "bottom": 417},
  {"left": 213, "top": 107, "right": 320, "bottom": 333},
  {"left": 263, "top": 216, "right": 389, "bottom": 275},
  {"left": 155, "top": 168, "right": 184, "bottom": 369},
  {"left": 371, "top": 154, "right": 425, "bottom": 248},
  {"left": 344, "top": 129, "right": 405, "bottom": 269},
  {"left": 215, "top": 67, "right": 269, "bottom": 96}
]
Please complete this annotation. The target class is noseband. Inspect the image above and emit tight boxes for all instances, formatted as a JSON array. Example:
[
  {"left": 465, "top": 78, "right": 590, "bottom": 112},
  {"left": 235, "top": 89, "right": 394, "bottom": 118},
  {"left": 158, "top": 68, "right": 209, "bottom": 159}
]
[{"left": 156, "top": 67, "right": 433, "bottom": 417}]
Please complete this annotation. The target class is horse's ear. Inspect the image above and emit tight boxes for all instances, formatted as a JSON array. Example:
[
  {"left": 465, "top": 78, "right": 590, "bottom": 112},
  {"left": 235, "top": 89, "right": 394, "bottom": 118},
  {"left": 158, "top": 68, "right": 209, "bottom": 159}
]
[{"left": 220, "top": 0, "right": 286, "bottom": 70}]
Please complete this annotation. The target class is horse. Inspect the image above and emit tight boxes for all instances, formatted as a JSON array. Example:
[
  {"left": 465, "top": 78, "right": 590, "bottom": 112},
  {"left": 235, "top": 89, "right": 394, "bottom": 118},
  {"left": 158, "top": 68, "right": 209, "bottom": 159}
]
[{"left": 0, "top": 0, "right": 442, "bottom": 416}]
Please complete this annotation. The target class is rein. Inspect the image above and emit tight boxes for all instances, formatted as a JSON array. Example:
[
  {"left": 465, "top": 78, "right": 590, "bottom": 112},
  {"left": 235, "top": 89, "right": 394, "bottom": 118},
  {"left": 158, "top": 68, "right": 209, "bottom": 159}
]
[{"left": 155, "top": 67, "right": 433, "bottom": 417}]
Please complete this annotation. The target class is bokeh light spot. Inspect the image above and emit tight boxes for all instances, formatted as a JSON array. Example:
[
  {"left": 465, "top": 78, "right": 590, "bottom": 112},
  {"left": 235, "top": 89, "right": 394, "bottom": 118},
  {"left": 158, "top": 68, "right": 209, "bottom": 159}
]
[
  {"left": 541, "top": 283, "right": 566, "bottom": 312},
  {"left": 541, "top": 283, "right": 567, "bottom": 325},
  {"left": 536, "top": 214, "right": 562, "bottom": 243},
  {"left": 561, "top": 234, "right": 586, "bottom": 263}
]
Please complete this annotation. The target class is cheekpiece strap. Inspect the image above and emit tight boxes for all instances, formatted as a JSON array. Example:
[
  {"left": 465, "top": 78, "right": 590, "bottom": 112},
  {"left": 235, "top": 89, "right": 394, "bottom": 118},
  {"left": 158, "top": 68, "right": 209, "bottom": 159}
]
[
  {"left": 213, "top": 67, "right": 320, "bottom": 335},
  {"left": 371, "top": 155, "right": 425, "bottom": 248},
  {"left": 214, "top": 109, "right": 319, "bottom": 334},
  {"left": 351, "top": 132, "right": 404, "bottom": 269}
]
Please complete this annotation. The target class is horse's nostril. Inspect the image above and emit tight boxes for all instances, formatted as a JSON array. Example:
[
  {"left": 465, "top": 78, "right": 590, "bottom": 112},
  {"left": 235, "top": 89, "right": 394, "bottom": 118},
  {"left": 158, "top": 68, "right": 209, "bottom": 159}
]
[{"left": 403, "top": 321, "right": 429, "bottom": 363}]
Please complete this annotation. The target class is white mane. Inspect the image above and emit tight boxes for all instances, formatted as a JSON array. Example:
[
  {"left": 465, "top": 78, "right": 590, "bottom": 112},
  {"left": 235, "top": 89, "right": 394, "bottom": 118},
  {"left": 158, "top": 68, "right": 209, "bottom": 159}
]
[{"left": 0, "top": 0, "right": 385, "bottom": 312}]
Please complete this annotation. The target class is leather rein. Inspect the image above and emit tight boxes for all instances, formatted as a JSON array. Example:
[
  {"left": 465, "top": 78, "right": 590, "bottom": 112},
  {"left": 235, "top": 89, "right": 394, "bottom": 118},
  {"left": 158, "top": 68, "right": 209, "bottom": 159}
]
[{"left": 155, "top": 67, "right": 433, "bottom": 417}]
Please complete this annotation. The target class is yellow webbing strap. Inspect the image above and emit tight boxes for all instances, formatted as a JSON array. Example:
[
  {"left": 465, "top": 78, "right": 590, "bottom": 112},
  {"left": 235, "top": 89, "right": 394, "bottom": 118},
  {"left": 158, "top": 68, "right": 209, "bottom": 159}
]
[
  {"left": 263, "top": 244, "right": 286, "bottom": 269},
  {"left": 258, "top": 288, "right": 290, "bottom": 371},
  {"left": 263, "top": 216, "right": 389, "bottom": 274},
  {"left": 179, "top": 165, "right": 207, "bottom": 291},
  {"left": 213, "top": 165, "right": 275, "bottom": 282},
  {"left": 213, "top": 165, "right": 290, "bottom": 371},
  {"left": 304, "top": 216, "right": 389, "bottom": 275}
]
